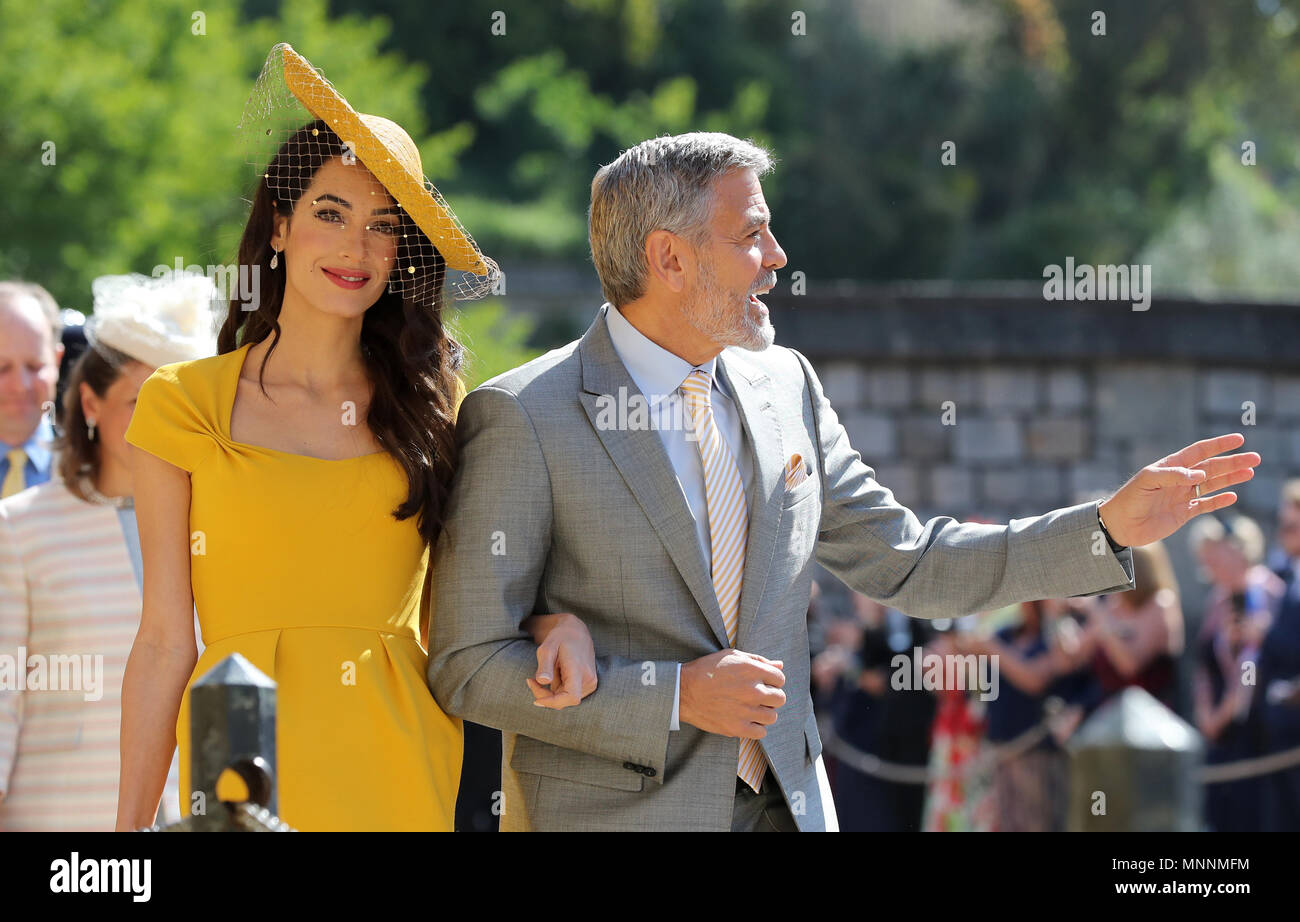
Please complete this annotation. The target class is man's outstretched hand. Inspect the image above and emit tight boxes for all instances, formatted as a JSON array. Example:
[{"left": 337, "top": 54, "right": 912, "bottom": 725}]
[{"left": 1098, "top": 433, "right": 1261, "bottom": 548}]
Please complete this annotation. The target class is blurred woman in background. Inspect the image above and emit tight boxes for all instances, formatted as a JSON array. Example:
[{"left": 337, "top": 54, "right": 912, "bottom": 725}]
[
  {"left": 1057, "top": 541, "right": 1185, "bottom": 711},
  {"left": 0, "top": 273, "right": 209, "bottom": 830},
  {"left": 964, "top": 599, "right": 1081, "bottom": 831}
]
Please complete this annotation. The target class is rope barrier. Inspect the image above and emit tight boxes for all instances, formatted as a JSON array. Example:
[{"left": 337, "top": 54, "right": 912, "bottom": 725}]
[{"left": 818, "top": 715, "right": 1300, "bottom": 786}]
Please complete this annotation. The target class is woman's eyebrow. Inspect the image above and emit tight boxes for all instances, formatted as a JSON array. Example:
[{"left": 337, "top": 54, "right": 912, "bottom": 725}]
[
  {"left": 313, "top": 193, "right": 399, "bottom": 216},
  {"left": 313, "top": 193, "right": 352, "bottom": 209}
]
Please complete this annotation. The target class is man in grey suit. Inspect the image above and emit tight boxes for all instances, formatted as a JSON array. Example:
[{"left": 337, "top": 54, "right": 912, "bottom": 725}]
[{"left": 427, "top": 132, "right": 1261, "bottom": 831}]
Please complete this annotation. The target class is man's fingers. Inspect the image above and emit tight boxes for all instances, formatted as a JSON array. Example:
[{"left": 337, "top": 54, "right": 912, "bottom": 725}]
[
  {"left": 754, "top": 684, "right": 787, "bottom": 708},
  {"left": 749, "top": 661, "right": 786, "bottom": 687},
  {"left": 1191, "top": 491, "right": 1239, "bottom": 515},
  {"left": 1198, "top": 466, "right": 1255, "bottom": 495},
  {"left": 749, "top": 706, "right": 779, "bottom": 726},
  {"left": 1147, "top": 465, "right": 1207, "bottom": 488},
  {"left": 1192, "top": 452, "right": 1262, "bottom": 480},
  {"left": 1167, "top": 433, "right": 1246, "bottom": 468}
]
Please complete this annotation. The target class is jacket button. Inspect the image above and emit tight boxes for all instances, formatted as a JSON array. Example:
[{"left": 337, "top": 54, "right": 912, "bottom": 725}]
[
  {"left": 623, "top": 761, "right": 637, "bottom": 771},
  {"left": 643, "top": 767, "right": 657, "bottom": 778}
]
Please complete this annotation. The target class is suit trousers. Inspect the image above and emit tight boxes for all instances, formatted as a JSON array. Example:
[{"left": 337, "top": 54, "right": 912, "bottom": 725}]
[{"left": 731, "top": 773, "right": 798, "bottom": 832}]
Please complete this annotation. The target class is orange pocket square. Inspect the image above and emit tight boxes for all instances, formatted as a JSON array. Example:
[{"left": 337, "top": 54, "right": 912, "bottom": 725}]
[{"left": 784, "top": 453, "right": 810, "bottom": 490}]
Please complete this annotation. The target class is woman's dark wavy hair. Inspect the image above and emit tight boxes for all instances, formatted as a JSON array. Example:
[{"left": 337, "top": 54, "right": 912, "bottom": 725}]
[{"left": 218, "top": 119, "right": 465, "bottom": 546}]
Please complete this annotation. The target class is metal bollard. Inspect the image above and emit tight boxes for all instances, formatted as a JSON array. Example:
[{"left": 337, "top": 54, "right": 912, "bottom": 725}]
[
  {"left": 142, "top": 652, "right": 292, "bottom": 832},
  {"left": 1066, "top": 686, "right": 1203, "bottom": 831}
]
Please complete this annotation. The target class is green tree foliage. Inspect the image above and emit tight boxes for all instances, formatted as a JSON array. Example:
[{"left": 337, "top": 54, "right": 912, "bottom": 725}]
[
  {"left": 343, "top": 0, "right": 1300, "bottom": 289},
  {"left": 5, "top": 0, "right": 1300, "bottom": 318}
]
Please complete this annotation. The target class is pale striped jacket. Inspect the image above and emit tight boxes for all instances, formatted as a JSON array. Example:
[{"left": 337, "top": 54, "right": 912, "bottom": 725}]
[{"left": 0, "top": 477, "right": 184, "bottom": 830}]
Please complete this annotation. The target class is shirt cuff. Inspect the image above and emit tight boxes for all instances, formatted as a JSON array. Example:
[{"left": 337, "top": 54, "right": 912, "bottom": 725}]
[
  {"left": 670, "top": 662, "right": 682, "bottom": 731},
  {"left": 1097, "top": 504, "right": 1127, "bottom": 553}
]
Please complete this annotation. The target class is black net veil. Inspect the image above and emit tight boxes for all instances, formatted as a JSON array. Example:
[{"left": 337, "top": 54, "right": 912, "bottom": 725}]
[{"left": 238, "top": 43, "right": 501, "bottom": 304}]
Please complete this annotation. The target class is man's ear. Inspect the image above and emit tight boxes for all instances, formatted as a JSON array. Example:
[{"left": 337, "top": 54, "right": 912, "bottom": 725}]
[{"left": 644, "top": 229, "right": 688, "bottom": 294}]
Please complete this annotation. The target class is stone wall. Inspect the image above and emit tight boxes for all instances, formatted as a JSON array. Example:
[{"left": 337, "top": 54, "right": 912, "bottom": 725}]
[{"left": 767, "top": 283, "right": 1300, "bottom": 630}]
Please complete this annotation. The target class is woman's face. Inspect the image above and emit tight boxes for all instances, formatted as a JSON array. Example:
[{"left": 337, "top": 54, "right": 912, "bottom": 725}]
[
  {"left": 271, "top": 157, "right": 402, "bottom": 318},
  {"left": 80, "top": 359, "right": 155, "bottom": 473}
]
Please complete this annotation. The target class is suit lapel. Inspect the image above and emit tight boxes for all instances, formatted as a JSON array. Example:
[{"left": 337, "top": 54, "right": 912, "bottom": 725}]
[
  {"left": 716, "top": 350, "right": 783, "bottom": 647},
  {"left": 578, "top": 307, "right": 733, "bottom": 649}
]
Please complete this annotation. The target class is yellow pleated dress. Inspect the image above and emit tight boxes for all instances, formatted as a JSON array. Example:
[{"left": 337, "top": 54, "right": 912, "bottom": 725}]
[{"left": 124, "top": 341, "right": 462, "bottom": 831}]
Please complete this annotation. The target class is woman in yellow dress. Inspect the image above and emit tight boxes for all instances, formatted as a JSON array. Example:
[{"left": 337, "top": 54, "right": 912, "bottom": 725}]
[{"left": 114, "top": 45, "right": 595, "bottom": 831}]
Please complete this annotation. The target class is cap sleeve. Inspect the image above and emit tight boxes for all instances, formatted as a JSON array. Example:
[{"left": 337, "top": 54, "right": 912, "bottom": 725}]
[{"left": 125, "top": 366, "right": 214, "bottom": 473}]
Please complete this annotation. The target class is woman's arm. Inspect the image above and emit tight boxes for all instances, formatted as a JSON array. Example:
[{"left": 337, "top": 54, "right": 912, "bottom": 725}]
[{"left": 115, "top": 447, "right": 199, "bottom": 830}]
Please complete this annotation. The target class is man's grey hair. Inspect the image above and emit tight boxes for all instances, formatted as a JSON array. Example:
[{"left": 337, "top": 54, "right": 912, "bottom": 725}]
[
  {"left": 0, "top": 280, "right": 63, "bottom": 343},
  {"left": 588, "top": 132, "right": 775, "bottom": 308}
]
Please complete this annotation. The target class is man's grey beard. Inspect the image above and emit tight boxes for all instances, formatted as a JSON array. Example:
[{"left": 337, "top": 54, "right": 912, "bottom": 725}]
[{"left": 685, "top": 255, "right": 775, "bottom": 352}]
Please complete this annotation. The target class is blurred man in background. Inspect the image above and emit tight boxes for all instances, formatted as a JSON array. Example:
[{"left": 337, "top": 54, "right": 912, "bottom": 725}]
[
  {"left": 0, "top": 282, "right": 63, "bottom": 498},
  {"left": 1260, "top": 481, "right": 1300, "bottom": 830}
]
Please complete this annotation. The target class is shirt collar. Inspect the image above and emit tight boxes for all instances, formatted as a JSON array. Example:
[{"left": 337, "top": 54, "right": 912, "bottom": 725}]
[
  {"left": 1, "top": 414, "right": 54, "bottom": 474},
  {"left": 602, "top": 303, "right": 731, "bottom": 407}
]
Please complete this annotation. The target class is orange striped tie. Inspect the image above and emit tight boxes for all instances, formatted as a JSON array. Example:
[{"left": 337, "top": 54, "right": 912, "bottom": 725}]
[{"left": 681, "top": 369, "right": 766, "bottom": 793}]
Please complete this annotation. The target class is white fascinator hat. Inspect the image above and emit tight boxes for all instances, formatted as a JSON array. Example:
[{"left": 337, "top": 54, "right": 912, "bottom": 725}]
[{"left": 85, "top": 272, "right": 221, "bottom": 368}]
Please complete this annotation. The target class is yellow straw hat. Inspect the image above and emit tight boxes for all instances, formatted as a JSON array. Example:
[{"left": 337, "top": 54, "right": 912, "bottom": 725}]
[{"left": 241, "top": 43, "right": 500, "bottom": 302}]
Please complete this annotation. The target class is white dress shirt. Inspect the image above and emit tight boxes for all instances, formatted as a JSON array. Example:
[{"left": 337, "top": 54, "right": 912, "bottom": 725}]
[{"left": 603, "top": 304, "right": 755, "bottom": 731}]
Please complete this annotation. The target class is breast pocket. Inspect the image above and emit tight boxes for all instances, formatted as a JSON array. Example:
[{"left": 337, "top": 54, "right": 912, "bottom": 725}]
[
  {"left": 781, "top": 473, "right": 819, "bottom": 510},
  {"left": 780, "top": 478, "right": 821, "bottom": 570}
]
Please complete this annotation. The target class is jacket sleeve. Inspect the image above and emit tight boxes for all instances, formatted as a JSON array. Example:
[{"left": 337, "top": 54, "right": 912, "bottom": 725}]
[
  {"left": 793, "top": 350, "right": 1135, "bottom": 618},
  {"left": 425, "top": 385, "right": 676, "bottom": 778}
]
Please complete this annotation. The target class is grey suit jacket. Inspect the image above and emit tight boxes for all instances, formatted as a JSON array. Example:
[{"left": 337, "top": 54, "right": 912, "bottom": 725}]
[{"left": 427, "top": 304, "right": 1135, "bottom": 831}]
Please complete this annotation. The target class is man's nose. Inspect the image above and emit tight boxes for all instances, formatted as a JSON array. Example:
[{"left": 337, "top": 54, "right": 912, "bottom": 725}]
[{"left": 765, "top": 230, "right": 787, "bottom": 271}]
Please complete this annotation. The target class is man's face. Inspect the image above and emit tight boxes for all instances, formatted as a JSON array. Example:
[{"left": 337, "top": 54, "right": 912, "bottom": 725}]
[
  {"left": 1278, "top": 500, "right": 1300, "bottom": 558},
  {"left": 273, "top": 157, "right": 402, "bottom": 319},
  {"left": 682, "top": 168, "right": 787, "bottom": 352},
  {"left": 0, "top": 298, "right": 61, "bottom": 444}
]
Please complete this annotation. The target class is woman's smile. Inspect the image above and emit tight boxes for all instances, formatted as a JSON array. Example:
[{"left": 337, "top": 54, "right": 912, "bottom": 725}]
[{"left": 320, "top": 266, "right": 373, "bottom": 290}]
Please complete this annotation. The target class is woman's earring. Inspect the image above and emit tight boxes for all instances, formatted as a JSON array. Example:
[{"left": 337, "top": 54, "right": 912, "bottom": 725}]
[
  {"left": 86, "top": 419, "right": 96, "bottom": 441},
  {"left": 270, "top": 247, "right": 279, "bottom": 270}
]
